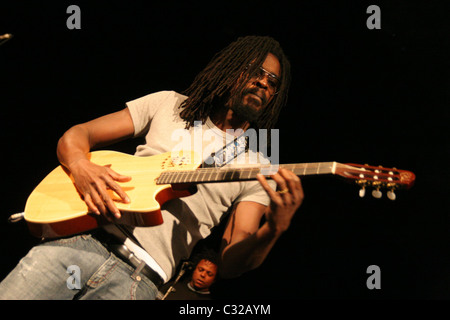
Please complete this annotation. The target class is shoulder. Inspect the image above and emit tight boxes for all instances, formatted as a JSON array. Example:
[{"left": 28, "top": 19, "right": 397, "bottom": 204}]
[
  {"left": 126, "top": 90, "right": 188, "bottom": 137},
  {"left": 155, "top": 90, "right": 188, "bottom": 104},
  {"left": 127, "top": 90, "right": 188, "bottom": 107}
]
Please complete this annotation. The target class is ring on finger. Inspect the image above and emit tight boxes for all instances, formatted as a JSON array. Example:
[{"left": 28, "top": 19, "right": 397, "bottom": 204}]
[{"left": 277, "top": 188, "right": 289, "bottom": 194}]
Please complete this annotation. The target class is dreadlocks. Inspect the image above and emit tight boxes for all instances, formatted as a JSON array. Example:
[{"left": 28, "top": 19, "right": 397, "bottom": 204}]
[{"left": 179, "top": 36, "right": 291, "bottom": 131}]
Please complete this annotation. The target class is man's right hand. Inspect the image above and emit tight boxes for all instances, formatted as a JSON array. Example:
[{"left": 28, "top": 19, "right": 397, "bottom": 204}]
[
  {"left": 68, "top": 158, "right": 132, "bottom": 221},
  {"left": 56, "top": 107, "right": 136, "bottom": 221}
]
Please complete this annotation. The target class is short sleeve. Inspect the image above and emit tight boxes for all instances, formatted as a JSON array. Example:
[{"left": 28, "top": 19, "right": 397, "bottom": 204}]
[
  {"left": 234, "top": 179, "right": 276, "bottom": 207},
  {"left": 126, "top": 91, "right": 174, "bottom": 137}
]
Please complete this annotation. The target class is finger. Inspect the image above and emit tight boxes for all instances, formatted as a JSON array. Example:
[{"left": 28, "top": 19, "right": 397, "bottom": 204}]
[
  {"left": 89, "top": 188, "right": 110, "bottom": 220},
  {"left": 102, "top": 193, "right": 122, "bottom": 219},
  {"left": 259, "top": 172, "right": 291, "bottom": 205},
  {"left": 279, "top": 169, "right": 300, "bottom": 204},
  {"left": 278, "top": 168, "right": 299, "bottom": 186},
  {"left": 278, "top": 169, "right": 299, "bottom": 192},
  {"left": 84, "top": 193, "right": 100, "bottom": 215},
  {"left": 105, "top": 165, "right": 132, "bottom": 182},
  {"left": 273, "top": 170, "right": 298, "bottom": 206},
  {"left": 95, "top": 181, "right": 121, "bottom": 219},
  {"left": 102, "top": 173, "right": 131, "bottom": 204},
  {"left": 279, "top": 169, "right": 304, "bottom": 205},
  {"left": 256, "top": 173, "right": 278, "bottom": 199},
  {"left": 270, "top": 171, "right": 290, "bottom": 194}
]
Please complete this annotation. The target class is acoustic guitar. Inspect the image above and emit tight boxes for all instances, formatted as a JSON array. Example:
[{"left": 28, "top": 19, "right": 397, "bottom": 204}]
[{"left": 20, "top": 150, "right": 415, "bottom": 238}]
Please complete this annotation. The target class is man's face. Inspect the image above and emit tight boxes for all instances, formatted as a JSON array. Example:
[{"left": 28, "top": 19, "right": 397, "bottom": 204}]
[
  {"left": 229, "top": 53, "right": 281, "bottom": 122},
  {"left": 190, "top": 259, "right": 218, "bottom": 291}
]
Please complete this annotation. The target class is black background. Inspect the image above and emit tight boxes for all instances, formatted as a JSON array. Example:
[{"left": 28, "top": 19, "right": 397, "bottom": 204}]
[{"left": 0, "top": 0, "right": 449, "bottom": 300}]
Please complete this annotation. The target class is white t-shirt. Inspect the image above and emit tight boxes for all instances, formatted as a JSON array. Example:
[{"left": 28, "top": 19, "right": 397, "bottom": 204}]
[{"left": 110, "top": 91, "right": 275, "bottom": 282}]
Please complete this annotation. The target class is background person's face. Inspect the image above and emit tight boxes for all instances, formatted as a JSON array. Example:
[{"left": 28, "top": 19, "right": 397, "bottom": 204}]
[{"left": 190, "top": 259, "right": 218, "bottom": 291}]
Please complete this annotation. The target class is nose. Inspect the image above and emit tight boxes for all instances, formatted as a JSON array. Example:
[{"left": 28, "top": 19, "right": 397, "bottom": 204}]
[
  {"left": 254, "top": 75, "right": 270, "bottom": 91},
  {"left": 255, "top": 74, "right": 269, "bottom": 89}
]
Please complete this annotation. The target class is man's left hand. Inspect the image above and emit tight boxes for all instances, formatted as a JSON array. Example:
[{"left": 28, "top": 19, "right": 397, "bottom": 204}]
[{"left": 256, "top": 168, "right": 304, "bottom": 235}]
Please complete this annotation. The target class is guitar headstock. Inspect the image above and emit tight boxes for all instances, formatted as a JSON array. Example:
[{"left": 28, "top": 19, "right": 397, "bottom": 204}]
[{"left": 335, "top": 163, "right": 415, "bottom": 200}]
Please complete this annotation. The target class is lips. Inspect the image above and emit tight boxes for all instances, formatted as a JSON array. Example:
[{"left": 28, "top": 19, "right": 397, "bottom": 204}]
[
  {"left": 246, "top": 90, "right": 266, "bottom": 106},
  {"left": 195, "top": 279, "right": 205, "bottom": 287},
  {"left": 249, "top": 93, "right": 262, "bottom": 103}
]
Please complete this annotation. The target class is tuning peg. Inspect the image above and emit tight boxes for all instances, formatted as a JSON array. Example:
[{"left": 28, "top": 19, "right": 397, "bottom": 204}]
[
  {"left": 359, "top": 187, "right": 366, "bottom": 198},
  {"left": 372, "top": 188, "right": 382, "bottom": 199},
  {"left": 387, "top": 190, "right": 396, "bottom": 201}
]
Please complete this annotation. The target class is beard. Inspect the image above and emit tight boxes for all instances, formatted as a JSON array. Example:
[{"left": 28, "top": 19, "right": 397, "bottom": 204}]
[{"left": 228, "top": 87, "right": 268, "bottom": 123}]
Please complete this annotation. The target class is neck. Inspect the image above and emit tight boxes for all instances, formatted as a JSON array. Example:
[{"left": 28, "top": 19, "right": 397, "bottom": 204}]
[
  {"left": 210, "top": 108, "right": 250, "bottom": 132},
  {"left": 157, "top": 162, "right": 338, "bottom": 185}
]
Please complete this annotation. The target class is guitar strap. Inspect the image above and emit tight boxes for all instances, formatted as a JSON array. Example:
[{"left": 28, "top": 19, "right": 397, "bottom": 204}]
[{"left": 202, "top": 134, "right": 249, "bottom": 168}]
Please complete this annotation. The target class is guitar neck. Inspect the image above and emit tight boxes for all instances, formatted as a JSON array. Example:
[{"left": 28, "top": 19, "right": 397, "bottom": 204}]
[{"left": 157, "top": 162, "right": 338, "bottom": 184}]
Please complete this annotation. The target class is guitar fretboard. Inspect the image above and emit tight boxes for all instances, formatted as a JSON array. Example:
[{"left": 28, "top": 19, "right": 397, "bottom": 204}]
[{"left": 156, "top": 162, "right": 337, "bottom": 184}]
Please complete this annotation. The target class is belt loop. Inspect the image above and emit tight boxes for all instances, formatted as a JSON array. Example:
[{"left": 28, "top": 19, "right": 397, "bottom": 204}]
[{"left": 131, "top": 260, "right": 147, "bottom": 281}]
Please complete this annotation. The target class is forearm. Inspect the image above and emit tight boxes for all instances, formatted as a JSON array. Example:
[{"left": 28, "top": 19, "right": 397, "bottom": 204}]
[
  {"left": 220, "top": 220, "right": 283, "bottom": 279},
  {"left": 57, "top": 108, "right": 135, "bottom": 171},
  {"left": 57, "top": 125, "right": 92, "bottom": 170},
  {"left": 219, "top": 169, "right": 304, "bottom": 279}
]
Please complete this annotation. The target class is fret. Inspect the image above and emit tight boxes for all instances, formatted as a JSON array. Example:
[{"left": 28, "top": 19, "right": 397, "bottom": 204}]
[
  {"left": 179, "top": 171, "right": 187, "bottom": 183},
  {"left": 208, "top": 170, "right": 215, "bottom": 182},
  {"left": 230, "top": 170, "right": 237, "bottom": 181},
  {"left": 157, "top": 173, "right": 166, "bottom": 184},
  {"left": 170, "top": 171, "right": 178, "bottom": 183},
  {"left": 205, "top": 170, "right": 213, "bottom": 182},
  {"left": 181, "top": 171, "right": 191, "bottom": 183},
  {"left": 198, "top": 169, "right": 215, "bottom": 183},
  {"left": 244, "top": 168, "right": 253, "bottom": 180},
  {"left": 163, "top": 172, "right": 172, "bottom": 184},
  {"left": 319, "top": 162, "right": 334, "bottom": 175},
  {"left": 227, "top": 170, "right": 236, "bottom": 181},
  {"left": 198, "top": 171, "right": 207, "bottom": 183},
  {"left": 165, "top": 172, "right": 172, "bottom": 184},
  {"left": 188, "top": 171, "right": 197, "bottom": 183},
  {"left": 187, "top": 171, "right": 197, "bottom": 183},
  {"left": 175, "top": 171, "right": 184, "bottom": 183},
  {"left": 279, "top": 163, "right": 335, "bottom": 177},
  {"left": 304, "top": 163, "right": 318, "bottom": 175},
  {"left": 281, "top": 164, "right": 304, "bottom": 176},
  {"left": 217, "top": 170, "right": 225, "bottom": 182},
  {"left": 296, "top": 164, "right": 307, "bottom": 176},
  {"left": 198, "top": 170, "right": 207, "bottom": 183},
  {"left": 223, "top": 170, "right": 238, "bottom": 181},
  {"left": 214, "top": 170, "right": 221, "bottom": 182},
  {"left": 252, "top": 168, "right": 259, "bottom": 179}
]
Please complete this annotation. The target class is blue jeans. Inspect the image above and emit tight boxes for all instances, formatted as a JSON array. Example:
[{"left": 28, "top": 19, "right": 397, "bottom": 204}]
[{"left": 0, "top": 234, "right": 159, "bottom": 300}]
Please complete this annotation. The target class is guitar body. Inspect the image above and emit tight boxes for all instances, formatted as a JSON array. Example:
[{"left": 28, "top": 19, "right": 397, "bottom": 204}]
[{"left": 24, "top": 150, "right": 200, "bottom": 238}]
